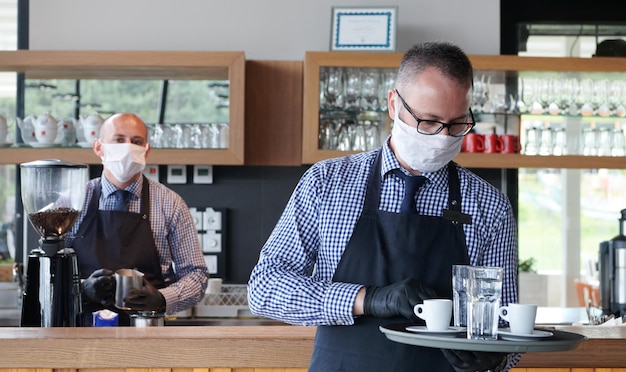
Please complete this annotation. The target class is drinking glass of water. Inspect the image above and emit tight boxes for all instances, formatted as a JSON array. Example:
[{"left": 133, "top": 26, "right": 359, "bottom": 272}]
[{"left": 467, "top": 266, "right": 503, "bottom": 340}]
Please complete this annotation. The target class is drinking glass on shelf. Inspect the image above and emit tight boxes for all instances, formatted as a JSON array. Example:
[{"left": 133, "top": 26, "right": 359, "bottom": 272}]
[
  {"left": 360, "top": 68, "right": 380, "bottom": 111},
  {"left": 364, "top": 119, "right": 381, "bottom": 150},
  {"left": 352, "top": 122, "right": 367, "bottom": 151},
  {"left": 189, "top": 124, "right": 202, "bottom": 149},
  {"left": 200, "top": 123, "right": 212, "bottom": 148},
  {"left": 529, "top": 77, "right": 545, "bottom": 115},
  {"left": 520, "top": 77, "right": 543, "bottom": 115},
  {"left": 538, "top": 125, "right": 554, "bottom": 156},
  {"left": 582, "top": 126, "right": 598, "bottom": 156},
  {"left": 207, "top": 123, "right": 222, "bottom": 149},
  {"left": 472, "top": 75, "right": 490, "bottom": 112},
  {"left": 323, "top": 67, "right": 344, "bottom": 110},
  {"left": 319, "top": 68, "right": 328, "bottom": 109},
  {"left": 542, "top": 78, "right": 560, "bottom": 116},
  {"left": 319, "top": 116, "right": 334, "bottom": 150},
  {"left": 161, "top": 125, "right": 177, "bottom": 148},
  {"left": 559, "top": 78, "right": 580, "bottom": 116},
  {"left": 608, "top": 80, "right": 626, "bottom": 117},
  {"left": 378, "top": 69, "right": 396, "bottom": 112},
  {"left": 516, "top": 78, "right": 528, "bottom": 114},
  {"left": 579, "top": 79, "right": 596, "bottom": 117},
  {"left": 612, "top": 126, "right": 625, "bottom": 156},
  {"left": 595, "top": 79, "right": 612, "bottom": 118},
  {"left": 553, "top": 127, "right": 567, "bottom": 156},
  {"left": 149, "top": 123, "right": 163, "bottom": 148},
  {"left": 597, "top": 127, "right": 613, "bottom": 156},
  {"left": 343, "top": 68, "right": 362, "bottom": 111},
  {"left": 522, "top": 123, "right": 541, "bottom": 155},
  {"left": 336, "top": 123, "right": 351, "bottom": 151},
  {"left": 319, "top": 112, "right": 347, "bottom": 150}
]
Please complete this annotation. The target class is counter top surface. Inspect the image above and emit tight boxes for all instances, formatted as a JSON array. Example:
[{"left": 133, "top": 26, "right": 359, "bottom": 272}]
[
  {"left": 0, "top": 307, "right": 624, "bottom": 369},
  {"left": 0, "top": 324, "right": 624, "bottom": 369}
]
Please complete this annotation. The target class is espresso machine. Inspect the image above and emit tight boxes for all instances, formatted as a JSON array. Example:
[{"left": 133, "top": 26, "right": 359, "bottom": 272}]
[
  {"left": 19, "top": 159, "right": 88, "bottom": 327},
  {"left": 599, "top": 209, "right": 626, "bottom": 316}
]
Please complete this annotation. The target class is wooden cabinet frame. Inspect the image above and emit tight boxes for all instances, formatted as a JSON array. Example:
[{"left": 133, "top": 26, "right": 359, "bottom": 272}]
[
  {"left": 0, "top": 50, "right": 245, "bottom": 165},
  {"left": 303, "top": 51, "right": 626, "bottom": 168}
]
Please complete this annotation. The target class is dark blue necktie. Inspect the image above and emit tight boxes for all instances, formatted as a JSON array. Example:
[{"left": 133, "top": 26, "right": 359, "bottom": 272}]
[
  {"left": 113, "top": 189, "right": 129, "bottom": 211},
  {"left": 394, "top": 170, "right": 427, "bottom": 214}
]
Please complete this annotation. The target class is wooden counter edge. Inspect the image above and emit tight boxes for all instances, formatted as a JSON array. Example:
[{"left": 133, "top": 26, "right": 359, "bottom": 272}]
[
  {"left": 0, "top": 325, "right": 317, "bottom": 369},
  {"left": 1, "top": 325, "right": 625, "bottom": 369},
  {"left": 516, "top": 325, "right": 626, "bottom": 368}
]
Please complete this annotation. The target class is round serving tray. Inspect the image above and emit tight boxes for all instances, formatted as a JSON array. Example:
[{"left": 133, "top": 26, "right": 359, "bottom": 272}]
[{"left": 380, "top": 323, "right": 587, "bottom": 353}]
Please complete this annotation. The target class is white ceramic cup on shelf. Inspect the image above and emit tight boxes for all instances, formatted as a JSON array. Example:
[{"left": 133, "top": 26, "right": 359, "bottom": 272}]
[
  {"left": 499, "top": 303, "right": 537, "bottom": 335},
  {"left": 413, "top": 299, "right": 452, "bottom": 331}
]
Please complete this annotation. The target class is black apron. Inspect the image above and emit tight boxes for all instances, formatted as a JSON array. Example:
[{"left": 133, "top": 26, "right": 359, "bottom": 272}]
[
  {"left": 309, "top": 151, "right": 470, "bottom": 372},
  {"left": 72, "top": 176, "right": 165, "bottom": 326}
]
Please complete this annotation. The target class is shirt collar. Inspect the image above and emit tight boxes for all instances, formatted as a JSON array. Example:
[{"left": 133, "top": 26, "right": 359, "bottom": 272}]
[
  {"left": 101, "top": 174, "right": 143, "bottom": 199},
  {"left": 381, "top": 136, "right": 450, "bottom": 190}
]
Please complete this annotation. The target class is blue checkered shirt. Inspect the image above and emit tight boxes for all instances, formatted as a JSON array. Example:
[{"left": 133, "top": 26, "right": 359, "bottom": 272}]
[
  {"left": 66, "top": 174, "right": 208, "bottom": 315},
  {"left": 248, "top": 139, "right": 518, "bottom": 326}
]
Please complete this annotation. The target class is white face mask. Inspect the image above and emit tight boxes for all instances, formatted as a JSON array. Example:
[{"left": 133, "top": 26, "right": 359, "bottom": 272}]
[
  {"left": 101, "top": 143, "right": 147, "bottom": 183},
  {"left": 391, "top": 94, "right": 463, "bottom": 173}
]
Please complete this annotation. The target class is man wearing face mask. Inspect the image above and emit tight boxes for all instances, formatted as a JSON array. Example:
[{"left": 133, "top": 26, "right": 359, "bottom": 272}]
[
  {"left": 65, "top": 112, "right": 208, "bottom": 326},
  {"left": 248, "top": 42, "right": 518, "bottom": 371}
]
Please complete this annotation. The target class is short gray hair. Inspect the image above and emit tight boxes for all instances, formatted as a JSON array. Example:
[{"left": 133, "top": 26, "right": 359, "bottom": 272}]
[{"left": 395, "top": 41, "right": 474, "bottom": 92}]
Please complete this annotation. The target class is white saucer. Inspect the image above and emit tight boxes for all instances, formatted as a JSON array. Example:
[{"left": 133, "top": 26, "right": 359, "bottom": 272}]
[
  {"left": 0, "top": 142, "right": 12, "bottom": 148},
  {"left": 406, "top": 326, "right": 466, "bottom": 334},
  {"left": 28, "top": 142, "right": 62, "bottom": 148},
  {"left": 499, "top": 328, "right": 553, "bottom": 341},
  {"left": 76, "top": 141, "right": 93, "bottom": 148}
]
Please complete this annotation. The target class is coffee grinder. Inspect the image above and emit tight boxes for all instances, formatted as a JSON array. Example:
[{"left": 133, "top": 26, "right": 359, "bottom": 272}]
[
  {"left": 19, "top": 159, "right": 88, "bottom": 327},
  {"left": 599, "top": 209, "right": 626, "bottom": 316}
]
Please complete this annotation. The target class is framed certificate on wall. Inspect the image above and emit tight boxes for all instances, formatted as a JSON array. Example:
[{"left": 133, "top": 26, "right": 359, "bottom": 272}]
[{"left": 330, "top": 6, "right": 398, "bottom": 52}]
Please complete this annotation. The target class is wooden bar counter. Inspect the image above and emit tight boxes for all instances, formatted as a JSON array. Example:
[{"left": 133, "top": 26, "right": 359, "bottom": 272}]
[{"left": 0, "top": 325, "right": 624, "bottom": 371}]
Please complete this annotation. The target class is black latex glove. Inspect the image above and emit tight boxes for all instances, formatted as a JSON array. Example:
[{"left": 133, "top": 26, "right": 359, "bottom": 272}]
[
  {"left": 363, "top": 278, "right": 437, "bottom": 320},
  {"left": 124, "top": 277, "right": 166, "bottom": 312},
  {"left": 82, "top": 268, "right": 115, "bottom": 307},
  {"left": 441, "top": 349, "right": 508, "bottom": 372}
]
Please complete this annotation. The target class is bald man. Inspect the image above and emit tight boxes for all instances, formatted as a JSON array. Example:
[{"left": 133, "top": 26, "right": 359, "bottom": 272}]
[{"left": 66, "top": 113, "right": 208, "bottom": 326}]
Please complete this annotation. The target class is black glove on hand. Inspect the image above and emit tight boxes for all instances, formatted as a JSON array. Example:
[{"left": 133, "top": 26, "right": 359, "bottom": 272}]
[
  {"left": 441, "top": 349, "right": 508, "bottom": 372},
  {"left": 124, "top": 277, "right": 166, "bottom": 312},
  {"left": 82, "top": 268, "right": 115, "bottom": 307},
  {"left": 363, "top": 278, "right": 437, "bottom": 320}
]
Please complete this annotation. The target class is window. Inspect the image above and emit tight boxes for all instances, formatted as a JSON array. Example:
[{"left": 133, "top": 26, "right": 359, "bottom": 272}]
[{"left": 517, "top": 26, "right": 626, "bottom": 306}]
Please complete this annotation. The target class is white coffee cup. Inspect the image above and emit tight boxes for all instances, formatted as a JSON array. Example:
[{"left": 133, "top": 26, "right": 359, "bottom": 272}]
[
  {"left": 499, "top": 303, "right": 537, "bottom": 335},
  {"left": 413, "top": 299, "right": 452, "bottom": 331}
]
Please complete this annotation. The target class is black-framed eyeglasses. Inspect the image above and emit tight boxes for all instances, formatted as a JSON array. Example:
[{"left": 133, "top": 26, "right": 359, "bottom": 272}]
[{"left": 395, "top": 90, "right": 475, "bottom": 137}]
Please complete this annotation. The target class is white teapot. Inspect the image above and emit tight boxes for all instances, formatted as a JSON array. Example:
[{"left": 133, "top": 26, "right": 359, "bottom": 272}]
[
  {"left": 79, "top": 113, "right": 105, "bottom": 145},
  {"left": 17, "top": 115, "right": 37, "bottom": 144},
  {"left": 55, "top": 118, "right": 77, "bottom": 147},
  {"left": 33, "top": 113, "right": 58, "bottom": 145},
  {"left": 0, "top": 114, "right": 7, "bottom": 144}
]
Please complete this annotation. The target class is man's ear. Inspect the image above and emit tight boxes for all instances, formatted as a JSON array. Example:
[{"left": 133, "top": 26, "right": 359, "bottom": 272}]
[
  {"left": 93, "top": 139, "right": 104, "bottom": 157},
  {"left": 387, "top": 90, "right": 397, "bottom": 120}
]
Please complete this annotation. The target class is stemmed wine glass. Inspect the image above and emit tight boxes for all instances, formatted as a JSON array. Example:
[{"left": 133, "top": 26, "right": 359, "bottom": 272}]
[
  {"left": 378, "top": 69, "right": 396, "bottom": 112},
  {"left": 323, "top": 67, "right": 344, "bottom": 110},
  {"left": 343, "top": 68, "right": 362, "bottom": 111},
  {"left": 360, "top": 68, "right": 380, "bottom": 111}
]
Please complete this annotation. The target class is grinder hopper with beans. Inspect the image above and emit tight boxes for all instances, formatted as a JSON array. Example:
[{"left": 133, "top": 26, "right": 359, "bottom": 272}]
[{"left": 19, "top": 159, "right": 89, "bottom": 327}]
